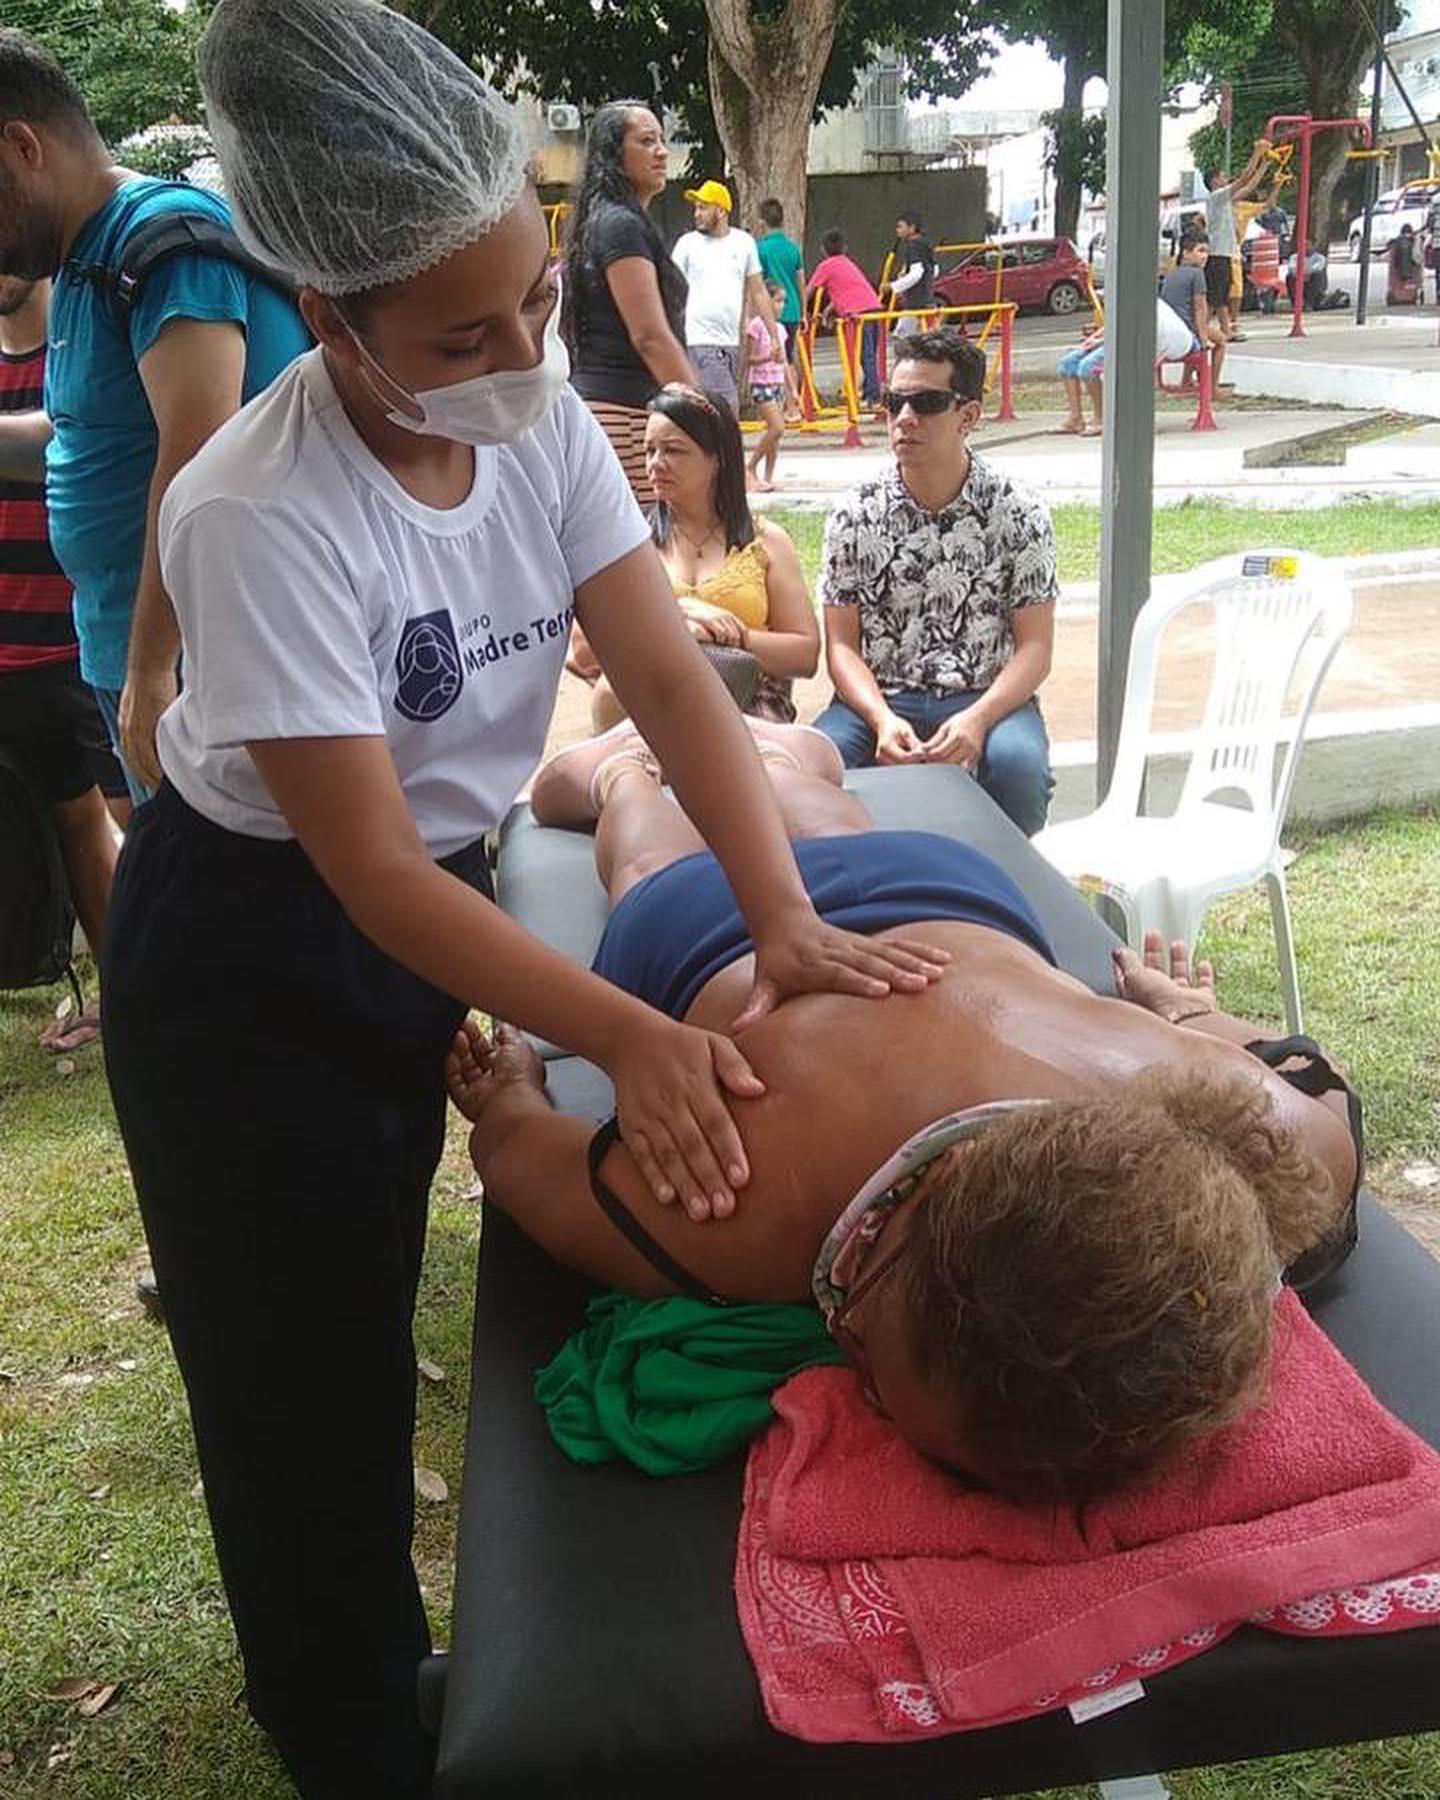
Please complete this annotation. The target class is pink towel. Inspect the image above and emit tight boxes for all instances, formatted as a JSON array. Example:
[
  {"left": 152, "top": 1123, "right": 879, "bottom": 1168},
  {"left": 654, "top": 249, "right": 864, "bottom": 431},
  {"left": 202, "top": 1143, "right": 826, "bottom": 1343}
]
[{"left": 737, "top": 1291, "right": 1440, "bottom": 1742}]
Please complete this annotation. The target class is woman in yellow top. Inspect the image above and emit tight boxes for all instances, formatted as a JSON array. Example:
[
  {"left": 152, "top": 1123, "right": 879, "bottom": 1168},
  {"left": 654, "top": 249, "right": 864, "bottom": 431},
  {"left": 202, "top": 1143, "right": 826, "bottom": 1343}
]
[{"left": 589, "top": 383, "right": 818, "bottom": 728}]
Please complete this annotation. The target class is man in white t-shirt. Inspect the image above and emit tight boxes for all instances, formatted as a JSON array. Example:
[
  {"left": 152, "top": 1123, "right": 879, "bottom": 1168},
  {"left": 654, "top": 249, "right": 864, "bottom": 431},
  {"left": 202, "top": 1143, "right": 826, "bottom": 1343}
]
[
  {"left": 1202, "top": 137, "right": 1271, "bottom": 341},
  {"left": 671, "top": 179, "right": 780, "bottom": 411}
]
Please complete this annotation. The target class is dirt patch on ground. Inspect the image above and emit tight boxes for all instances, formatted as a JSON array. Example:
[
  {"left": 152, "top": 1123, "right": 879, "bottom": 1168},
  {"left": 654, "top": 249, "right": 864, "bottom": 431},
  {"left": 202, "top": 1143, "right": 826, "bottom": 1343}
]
[{"left": 1369, "top": 1160, "right": 1440, "bottom": 1259}]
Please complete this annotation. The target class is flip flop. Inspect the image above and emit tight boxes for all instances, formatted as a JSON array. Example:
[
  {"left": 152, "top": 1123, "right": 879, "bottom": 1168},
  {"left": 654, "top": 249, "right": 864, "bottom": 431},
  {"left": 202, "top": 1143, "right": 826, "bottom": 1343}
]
[{"left": 41, "top": 1003, "right": 101, "bottom": 1054}]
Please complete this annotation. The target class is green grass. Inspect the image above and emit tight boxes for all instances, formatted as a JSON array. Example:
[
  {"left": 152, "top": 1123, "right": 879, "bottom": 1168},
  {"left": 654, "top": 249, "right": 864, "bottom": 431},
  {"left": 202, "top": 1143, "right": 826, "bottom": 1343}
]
[
  {"left": 772, "top": 498, "right": 1440, "bottom": 592},
  {"left": 2, "top": 804, "right": 1437, "bottom": 1797}
]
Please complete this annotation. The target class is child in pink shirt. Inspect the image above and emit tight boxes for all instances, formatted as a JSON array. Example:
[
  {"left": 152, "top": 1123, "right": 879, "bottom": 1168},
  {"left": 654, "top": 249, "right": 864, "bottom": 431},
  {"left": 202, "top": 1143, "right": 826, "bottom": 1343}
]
[
  {"left": 805, "top": 228, "right": 882, "bottom": 403},
  {"left": 744, "top": 284, "right": 789, "bottom": 490}
]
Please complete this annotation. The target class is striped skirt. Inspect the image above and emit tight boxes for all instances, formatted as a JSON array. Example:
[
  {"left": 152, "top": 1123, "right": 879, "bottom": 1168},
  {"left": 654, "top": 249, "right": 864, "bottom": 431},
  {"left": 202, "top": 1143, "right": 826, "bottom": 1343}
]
[{"left": 585, "top": 399, "right": 655, "bottom": 506}]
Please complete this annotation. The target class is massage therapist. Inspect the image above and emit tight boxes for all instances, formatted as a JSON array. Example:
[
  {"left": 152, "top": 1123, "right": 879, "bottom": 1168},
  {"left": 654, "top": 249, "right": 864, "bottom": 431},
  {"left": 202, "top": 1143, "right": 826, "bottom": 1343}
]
[{"left": 99, "top": 2, "right": 944, "bottom": 1794}]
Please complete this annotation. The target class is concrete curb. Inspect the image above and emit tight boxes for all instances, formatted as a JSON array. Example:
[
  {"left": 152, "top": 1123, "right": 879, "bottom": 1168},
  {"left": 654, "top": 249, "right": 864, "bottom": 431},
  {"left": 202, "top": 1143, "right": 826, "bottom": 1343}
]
[
  {"left": 1232, "top": 356, "right": 1440, "bottom": 420},
  {"left": 1048, "top": 705, "right": 1440, "bottom": 829}
]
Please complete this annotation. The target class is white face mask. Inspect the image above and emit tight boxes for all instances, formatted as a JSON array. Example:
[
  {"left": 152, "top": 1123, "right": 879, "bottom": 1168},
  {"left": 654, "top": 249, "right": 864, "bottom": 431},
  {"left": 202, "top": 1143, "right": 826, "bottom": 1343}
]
[{"left": 345, "top": 279, "right": 570, "bottom": 446}]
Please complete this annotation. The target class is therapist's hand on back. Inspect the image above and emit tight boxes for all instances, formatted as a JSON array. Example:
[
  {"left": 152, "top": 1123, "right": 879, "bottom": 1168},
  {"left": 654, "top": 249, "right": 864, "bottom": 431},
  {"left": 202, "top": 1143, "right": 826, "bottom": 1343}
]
[
  {"left": 730, "top": 910, "right": 949, "bottom": 1035},
  {"left": 605, "top": 1015, "right": 765, "bottom": 1222}
]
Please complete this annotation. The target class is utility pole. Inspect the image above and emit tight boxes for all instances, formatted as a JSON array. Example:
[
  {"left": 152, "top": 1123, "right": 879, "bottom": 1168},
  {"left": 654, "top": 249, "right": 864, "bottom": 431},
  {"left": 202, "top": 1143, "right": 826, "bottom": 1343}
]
[
  {"left": 1097, "top": 0, "right": 1164, "bottom": 799},
  {"left": 1355, "top": 46, "right": 1385, "bottom": 325}
]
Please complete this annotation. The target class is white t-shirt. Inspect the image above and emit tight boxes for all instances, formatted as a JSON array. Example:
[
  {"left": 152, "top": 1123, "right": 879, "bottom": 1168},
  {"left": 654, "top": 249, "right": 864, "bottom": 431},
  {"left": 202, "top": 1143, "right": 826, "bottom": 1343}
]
[
  {"left": 1205, "top": 180, "right": 1238, "bottom": 257},
  {"left": 671, "top": 226, "right": 761, "bottom": 346},
  {"left": 156, "top": 349, "right": 649, "bottom": 857},
  {"left": 1155, "top": 294, "right": 1195, "bottom": 361}
]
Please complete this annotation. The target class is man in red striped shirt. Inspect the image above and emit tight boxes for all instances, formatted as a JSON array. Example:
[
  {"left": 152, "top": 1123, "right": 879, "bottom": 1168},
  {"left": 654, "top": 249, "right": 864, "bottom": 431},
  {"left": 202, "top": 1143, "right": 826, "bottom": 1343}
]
[{"left": 0, "top": 272, "right": 122, "bottom": 1050}]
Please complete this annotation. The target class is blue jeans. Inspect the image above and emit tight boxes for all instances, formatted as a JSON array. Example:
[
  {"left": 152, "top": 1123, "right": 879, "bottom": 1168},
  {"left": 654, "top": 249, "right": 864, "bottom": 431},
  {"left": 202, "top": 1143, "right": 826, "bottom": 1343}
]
[
  {"left": 813, "top": 690, "right": 1054, "bottom": 837},
  {"left": 858, "top": 322, "right": 880, "bottom": 404},
  {"left": 93, "top": 683, "right": 155, "bottom": 808}
]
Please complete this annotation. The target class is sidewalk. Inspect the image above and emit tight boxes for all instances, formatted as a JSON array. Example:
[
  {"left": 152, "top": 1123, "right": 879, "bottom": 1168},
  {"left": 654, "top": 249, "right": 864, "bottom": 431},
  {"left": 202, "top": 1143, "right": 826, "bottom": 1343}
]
[
  {"left": 1226, "top": 310, "right": 1440, "bottom": 418},
  {"left": 751, "top": 406, "right": 1436, "bottom": 507},
  {"left": 774, "top": 310, "right": 1440, "bottom": 505}
]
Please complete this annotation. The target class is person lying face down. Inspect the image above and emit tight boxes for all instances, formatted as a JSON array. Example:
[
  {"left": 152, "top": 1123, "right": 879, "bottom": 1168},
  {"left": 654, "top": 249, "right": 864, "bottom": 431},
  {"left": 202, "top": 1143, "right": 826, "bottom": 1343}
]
[{"left": 450, "top": 720, "right": 1361, "bottom": 1503}]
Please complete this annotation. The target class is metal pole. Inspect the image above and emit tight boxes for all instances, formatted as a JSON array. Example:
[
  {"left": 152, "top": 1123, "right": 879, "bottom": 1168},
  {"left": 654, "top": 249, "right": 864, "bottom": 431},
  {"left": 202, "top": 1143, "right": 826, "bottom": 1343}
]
[
  {"left": 1356, "top": 49, "right": 1385, "bottom": 325},
  {"left": 1097, "top": 0, "right": 1165, "bottom": 800}
]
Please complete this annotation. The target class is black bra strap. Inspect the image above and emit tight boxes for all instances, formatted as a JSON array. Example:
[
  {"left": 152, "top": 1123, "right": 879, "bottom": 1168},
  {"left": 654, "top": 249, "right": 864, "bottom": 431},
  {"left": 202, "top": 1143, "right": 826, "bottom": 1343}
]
[
  {"left": 587, "top": 1117, "right": 733, "bottom": 1306},
  {"left": 1245, "top": 1035, "right": 1364, "bottom": 1191}
]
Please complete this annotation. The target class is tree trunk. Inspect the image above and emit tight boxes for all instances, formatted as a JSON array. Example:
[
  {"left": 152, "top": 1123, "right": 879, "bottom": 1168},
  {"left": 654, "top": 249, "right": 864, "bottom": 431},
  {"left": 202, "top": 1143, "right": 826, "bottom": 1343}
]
[
  {"left": 1053, "top": 48, "right": 1089, "bottom": 241},
  {"left": 1283, "top": 12, "right": 1377, "bottom": 248},
  {"left": 703, "top": 0, "right": 841, "bottom": 247}
]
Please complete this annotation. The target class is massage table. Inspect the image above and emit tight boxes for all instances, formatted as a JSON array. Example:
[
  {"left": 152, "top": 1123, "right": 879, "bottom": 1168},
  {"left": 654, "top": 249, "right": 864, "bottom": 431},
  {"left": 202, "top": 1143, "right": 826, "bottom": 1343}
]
[{"left": 425, "top": 765, "right": 1440, "bottom": 1799}]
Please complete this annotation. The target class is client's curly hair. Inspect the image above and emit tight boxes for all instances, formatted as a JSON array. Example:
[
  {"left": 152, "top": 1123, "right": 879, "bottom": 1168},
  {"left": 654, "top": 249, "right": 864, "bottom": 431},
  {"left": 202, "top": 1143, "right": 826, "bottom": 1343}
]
[{"left": 896, "top": 1070, "right": 1341, "bottom": 1503}]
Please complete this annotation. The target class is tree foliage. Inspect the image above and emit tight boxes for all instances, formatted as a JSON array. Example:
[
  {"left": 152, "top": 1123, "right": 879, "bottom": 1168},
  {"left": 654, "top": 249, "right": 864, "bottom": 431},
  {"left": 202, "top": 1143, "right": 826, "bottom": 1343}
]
[
  {"left": 1183, "top": 1, "right": 1404, "bottom": 238},
  {"left": 985, "top": 0, "right": 1271, "bottom": 235},
  {"left": 407, "top": 0, "right": 997, "bottom": 191},
  {"left": 2, "top": 0, "right": 210, "bottom": 144},
  {"left": 1040, "top": 107, "right": 1106, "bottom": 203}
]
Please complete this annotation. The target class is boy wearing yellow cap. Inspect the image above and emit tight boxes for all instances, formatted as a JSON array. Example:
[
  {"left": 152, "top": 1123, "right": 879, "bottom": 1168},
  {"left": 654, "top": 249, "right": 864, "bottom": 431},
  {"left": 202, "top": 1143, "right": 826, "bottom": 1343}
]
[{"left": 672, "top": 178, "right": 781, "bottom": 410}]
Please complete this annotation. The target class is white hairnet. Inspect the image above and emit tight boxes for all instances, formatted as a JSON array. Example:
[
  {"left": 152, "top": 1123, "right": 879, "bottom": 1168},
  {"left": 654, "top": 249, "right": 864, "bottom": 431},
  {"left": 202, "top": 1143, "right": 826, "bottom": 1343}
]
[{"left": 197, "top": 0, "right": 531, "bottom": 295}]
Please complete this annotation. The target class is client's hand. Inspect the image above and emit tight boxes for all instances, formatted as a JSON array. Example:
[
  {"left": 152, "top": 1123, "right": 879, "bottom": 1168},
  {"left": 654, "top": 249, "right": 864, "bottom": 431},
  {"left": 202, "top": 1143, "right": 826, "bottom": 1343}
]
[
  {"left": 731, "top": 910, "right": 949, "bottom": 1034},
  {"left": 445, "top": 1017, "right": 546, "bottom": 1123},
  {"left": 1111, "top": 932, "right": 1217, "bottom": 1023},
  {"left": 604, "top": 1017, "right": 766, "bottom": 1222}
]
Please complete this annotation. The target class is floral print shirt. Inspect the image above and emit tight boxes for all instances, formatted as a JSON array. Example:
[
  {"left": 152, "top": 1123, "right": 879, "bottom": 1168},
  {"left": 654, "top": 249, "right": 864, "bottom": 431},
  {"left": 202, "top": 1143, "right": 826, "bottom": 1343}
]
[{"left": 819, "top": 455, "right": 1057, "bottom": 696}]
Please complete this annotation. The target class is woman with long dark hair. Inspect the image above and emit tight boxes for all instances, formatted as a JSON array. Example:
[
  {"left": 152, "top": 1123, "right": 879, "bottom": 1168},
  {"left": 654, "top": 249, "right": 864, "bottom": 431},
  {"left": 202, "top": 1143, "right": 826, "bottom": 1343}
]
[
  {"left": 589, "top": 383, "right": 817, "bottom": 729},
  {"left": 563, "top": 101, "right": 693, "bottom": 501}
]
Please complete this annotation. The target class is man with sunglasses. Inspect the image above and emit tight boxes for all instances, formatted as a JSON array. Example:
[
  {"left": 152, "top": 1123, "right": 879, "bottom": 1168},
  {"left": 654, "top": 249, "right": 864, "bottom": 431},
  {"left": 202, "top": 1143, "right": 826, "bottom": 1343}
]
[{"left": 812, "top": 327, "right": 1056, "bottom": 836}]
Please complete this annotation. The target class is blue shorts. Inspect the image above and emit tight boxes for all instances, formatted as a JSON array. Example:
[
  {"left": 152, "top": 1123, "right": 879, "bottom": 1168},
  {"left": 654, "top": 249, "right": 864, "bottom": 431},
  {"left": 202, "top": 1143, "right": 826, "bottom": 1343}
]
[
  {"left": 592, "top": 831, "right": 1055, "bottom": 1018},
  {"left": 1056, "top": 344, "right": 1105, "bottom": 380}
]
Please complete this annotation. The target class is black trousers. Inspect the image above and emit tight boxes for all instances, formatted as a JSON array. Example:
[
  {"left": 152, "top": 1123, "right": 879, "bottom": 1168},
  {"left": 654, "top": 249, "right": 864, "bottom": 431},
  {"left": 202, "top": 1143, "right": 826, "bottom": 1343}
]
[{"left": 103, "top": 783, "right": 492, "bottom": 1799}]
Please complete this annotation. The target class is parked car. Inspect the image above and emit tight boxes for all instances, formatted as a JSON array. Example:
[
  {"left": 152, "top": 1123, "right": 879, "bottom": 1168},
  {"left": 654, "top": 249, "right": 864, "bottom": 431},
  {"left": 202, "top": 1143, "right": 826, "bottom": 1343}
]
[
  {"left": 1347, "top": 183, "right": 1437, "bottom": 261},
  {"left": 933, "top": 236, "right": 1090, "bottom": 316},
  {"left": 1090, "top": 209, "right": 1207, "bottom": 290}
]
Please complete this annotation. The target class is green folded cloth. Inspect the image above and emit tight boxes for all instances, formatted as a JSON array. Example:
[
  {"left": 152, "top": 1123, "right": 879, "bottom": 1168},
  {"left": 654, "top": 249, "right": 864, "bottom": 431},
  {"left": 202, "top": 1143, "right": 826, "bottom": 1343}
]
[{"left": 535, "top": 1291, "right": 846, "bottom": 1476}]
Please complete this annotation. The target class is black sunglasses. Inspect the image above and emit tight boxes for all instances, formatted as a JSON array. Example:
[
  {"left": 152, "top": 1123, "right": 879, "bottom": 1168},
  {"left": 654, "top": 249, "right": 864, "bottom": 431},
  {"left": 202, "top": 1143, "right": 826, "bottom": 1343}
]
[{"left": 880, "top": 387, "right": 962, "bottom": 418}]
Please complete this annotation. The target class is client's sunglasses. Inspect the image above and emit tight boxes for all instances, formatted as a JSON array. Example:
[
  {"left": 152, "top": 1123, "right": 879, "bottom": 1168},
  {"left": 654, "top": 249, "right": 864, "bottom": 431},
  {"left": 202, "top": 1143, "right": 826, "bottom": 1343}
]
[{"left": 880, "top": 387, "right": 962, "bottom": 418}]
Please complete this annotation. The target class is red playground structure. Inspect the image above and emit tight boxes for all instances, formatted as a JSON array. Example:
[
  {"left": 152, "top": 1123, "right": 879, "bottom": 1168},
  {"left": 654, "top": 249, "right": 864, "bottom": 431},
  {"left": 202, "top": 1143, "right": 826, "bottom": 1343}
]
[{"left": 1264, "top": 113, "right": 1375, "bottom": 337}]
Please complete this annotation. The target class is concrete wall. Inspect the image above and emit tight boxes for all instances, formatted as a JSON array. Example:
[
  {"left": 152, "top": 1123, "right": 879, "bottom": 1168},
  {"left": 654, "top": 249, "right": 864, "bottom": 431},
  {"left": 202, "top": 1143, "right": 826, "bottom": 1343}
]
[{"left": 802, "top": 168, "right": 988, "bottom": 279}]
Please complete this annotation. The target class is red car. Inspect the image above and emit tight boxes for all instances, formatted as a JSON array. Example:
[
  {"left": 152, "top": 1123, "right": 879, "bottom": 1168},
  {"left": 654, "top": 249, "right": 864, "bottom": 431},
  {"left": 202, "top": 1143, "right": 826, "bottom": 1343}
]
[{"left": 933, "top": 236, "right": 1090, "bottom": 317}]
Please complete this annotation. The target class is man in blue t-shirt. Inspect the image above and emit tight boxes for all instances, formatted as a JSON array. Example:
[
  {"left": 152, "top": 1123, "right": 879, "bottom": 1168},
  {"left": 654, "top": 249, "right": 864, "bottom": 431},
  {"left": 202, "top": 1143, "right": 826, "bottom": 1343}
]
[{"left": 0, "top": 31, "right": 310, "bottom": 800}]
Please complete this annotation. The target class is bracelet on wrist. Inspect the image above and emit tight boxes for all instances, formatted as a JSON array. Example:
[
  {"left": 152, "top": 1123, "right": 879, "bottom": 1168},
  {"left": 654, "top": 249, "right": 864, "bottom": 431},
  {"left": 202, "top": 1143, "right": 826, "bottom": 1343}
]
[{"left": 1165, "top": 1001, "right": 1217, "bottom": 1025}]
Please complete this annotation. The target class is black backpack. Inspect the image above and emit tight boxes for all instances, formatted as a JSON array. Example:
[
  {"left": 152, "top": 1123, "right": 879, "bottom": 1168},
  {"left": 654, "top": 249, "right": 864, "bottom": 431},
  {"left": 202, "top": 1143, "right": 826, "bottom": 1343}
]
[
  {"left": 63, "top": 200, "right": 299, "bottom": 325},
  {"left": 0, "top": 741, "right": 82, "bottom": 1009}
]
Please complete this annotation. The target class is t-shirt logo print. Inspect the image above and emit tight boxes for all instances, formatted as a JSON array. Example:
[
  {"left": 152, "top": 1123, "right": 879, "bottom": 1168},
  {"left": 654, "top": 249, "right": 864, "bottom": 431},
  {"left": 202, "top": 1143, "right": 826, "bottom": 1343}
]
[{"left": 394, "top": 608, "right": 465, "bottom": 722}]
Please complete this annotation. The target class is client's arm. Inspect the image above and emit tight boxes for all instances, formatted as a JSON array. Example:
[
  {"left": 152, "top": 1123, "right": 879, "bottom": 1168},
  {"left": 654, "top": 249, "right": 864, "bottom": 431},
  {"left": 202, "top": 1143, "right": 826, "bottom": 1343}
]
[
  {"left": 1112, "top": 941, "right": 1358, "bottom": 1209},
  {"left": 450, "top": 1021, "right": 678, "bottom": 1290}
]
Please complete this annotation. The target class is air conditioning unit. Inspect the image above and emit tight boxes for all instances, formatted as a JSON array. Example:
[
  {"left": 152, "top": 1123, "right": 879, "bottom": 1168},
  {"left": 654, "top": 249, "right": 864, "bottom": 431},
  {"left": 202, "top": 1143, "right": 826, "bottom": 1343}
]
[{"left": 546, "top": 102, "right": 581, "bottom": 134}]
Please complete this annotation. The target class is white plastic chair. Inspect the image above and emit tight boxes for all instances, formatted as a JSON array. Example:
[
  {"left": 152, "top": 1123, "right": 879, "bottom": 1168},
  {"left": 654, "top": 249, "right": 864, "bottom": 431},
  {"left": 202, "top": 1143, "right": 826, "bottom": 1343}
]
[{"left": 1034, "top": 550, "right": 1353, "bottom": 1034}]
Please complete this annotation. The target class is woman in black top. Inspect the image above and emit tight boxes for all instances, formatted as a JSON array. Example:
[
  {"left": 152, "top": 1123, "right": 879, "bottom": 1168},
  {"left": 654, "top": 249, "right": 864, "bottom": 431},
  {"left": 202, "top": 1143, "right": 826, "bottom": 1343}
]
[{"left": 563, "top": 101, "right": 694, "bottom": 502}]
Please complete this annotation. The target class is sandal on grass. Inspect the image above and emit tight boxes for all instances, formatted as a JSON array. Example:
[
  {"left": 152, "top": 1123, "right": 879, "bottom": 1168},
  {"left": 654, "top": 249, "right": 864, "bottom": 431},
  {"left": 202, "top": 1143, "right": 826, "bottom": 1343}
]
[{"left": 41, "top": 1001, "right": 101, "bottom": 1054}]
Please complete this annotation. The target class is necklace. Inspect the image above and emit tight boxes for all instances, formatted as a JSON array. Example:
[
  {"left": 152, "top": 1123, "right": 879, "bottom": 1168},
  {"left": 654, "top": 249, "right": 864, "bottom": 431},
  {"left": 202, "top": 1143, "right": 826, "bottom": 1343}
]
[{"left": 672, "top": 518, "right": 722, "bottom": 559}]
